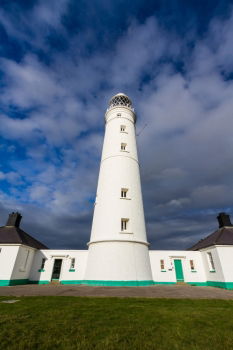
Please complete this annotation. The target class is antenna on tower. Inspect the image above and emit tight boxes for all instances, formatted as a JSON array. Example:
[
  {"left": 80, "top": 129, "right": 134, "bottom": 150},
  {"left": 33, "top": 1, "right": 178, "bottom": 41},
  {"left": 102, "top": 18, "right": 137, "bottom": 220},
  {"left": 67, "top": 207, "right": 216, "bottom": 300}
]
[{"left": 136, "top": 123, "right": 147, "bottom": 137}]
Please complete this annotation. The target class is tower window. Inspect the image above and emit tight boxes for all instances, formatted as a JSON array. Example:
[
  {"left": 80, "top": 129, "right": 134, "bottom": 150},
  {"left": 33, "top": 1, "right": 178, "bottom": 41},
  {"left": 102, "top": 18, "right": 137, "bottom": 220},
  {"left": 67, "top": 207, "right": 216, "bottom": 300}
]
[
  {"left": 117, "top": 113, "right": 121, "bottom": 117},
  {"left": 121, "top": 218, "right": 129, "bottom": 231},
  {"left": 121, "top": 188, "right": 128, "bottom": 198},
  {"left": 70, "top": 258, "right": 75, "bottom": 269},
  {"left": 190, "top": 260, "right": 195, "bottom": 271},
  {"left": 120, "top": 125, "right": 126, "bottom": 132},
  {"left": 160, "top": 259, "right": 165, "bottom": 270},
  {"left": 207, "top": 252, "right": 215, "bottom": 271},
  {"left": 121, "top": 143, "right": 126, "bottom": 151}
]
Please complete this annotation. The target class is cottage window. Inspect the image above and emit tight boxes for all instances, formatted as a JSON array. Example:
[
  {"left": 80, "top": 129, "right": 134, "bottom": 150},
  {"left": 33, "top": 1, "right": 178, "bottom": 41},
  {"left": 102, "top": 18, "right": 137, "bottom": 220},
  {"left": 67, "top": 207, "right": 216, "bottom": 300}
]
[
  {"left": 41, "top": 258, "right": 46, "bottom": 270},
  {"left": 24, "top": 250, "right": 30, "bottom": 269},
  {"left": 207, "top": 252, "right": 215, "bottom": 271},
  {"left": 160, "top": 259, "right": 165, "bottom": 270},
  {"left": 190, "top": 260, "right": 195, "bottom": 270},
  {"left": 70, "top": 258, "right": 75, "bottom": 269}
]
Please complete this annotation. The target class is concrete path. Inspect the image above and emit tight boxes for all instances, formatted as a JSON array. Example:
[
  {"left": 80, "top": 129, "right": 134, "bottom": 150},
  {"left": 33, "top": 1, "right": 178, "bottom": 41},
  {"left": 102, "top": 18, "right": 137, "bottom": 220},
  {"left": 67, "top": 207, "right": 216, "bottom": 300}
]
[{"left": 0, "top": 284, "right": 233, "bottom": 299}]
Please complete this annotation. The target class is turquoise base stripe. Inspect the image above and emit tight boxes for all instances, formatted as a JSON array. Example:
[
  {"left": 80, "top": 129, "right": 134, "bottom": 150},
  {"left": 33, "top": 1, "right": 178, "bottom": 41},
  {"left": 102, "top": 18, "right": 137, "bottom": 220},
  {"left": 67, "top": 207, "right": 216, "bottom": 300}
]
[
  {"left": 0, "top": 279, "right": 29, "bottom": 286},
  {"left": 1, "top": 279, "right": 233, "bottom": 290},
  {"left": 0, "top": 280, "right": 11, "bottom": 286},
  {"left": 61, "top": 280, "right": 155, "bottom": 286},
  {"left": 60, "top": 280, "right": 83, "bottom": 285},
  {"left": 188, "top": 281, "right": 233, "bottom": 289},
  {"left": 60, "top": 280, "right": 84, "bottom": 284},
  {"left": 207, "top": 281, "right": 233, "bottom": 290},
  {"left": 0, "top": 281, "right": 9, "bottom": 286},
  {"left": 84, "top": 280, "right": 155, "bottom": 286},
  {"left": 61, "top": 280, "right": 233, "bottom": 289}
]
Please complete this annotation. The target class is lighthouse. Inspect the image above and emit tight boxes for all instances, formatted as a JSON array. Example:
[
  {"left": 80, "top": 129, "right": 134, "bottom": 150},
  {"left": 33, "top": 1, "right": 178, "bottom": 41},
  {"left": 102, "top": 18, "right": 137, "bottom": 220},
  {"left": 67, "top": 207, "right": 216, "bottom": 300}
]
[{"left": 84, "top": 93, "right": 153, "bottom": 286}]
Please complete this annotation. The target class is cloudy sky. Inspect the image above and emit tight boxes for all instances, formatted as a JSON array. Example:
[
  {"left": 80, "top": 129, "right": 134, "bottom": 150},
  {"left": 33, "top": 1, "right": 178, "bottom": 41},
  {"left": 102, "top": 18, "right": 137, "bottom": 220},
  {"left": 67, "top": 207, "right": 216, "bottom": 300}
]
[{"left": 0, "top": 0, "right": 233, "bottom": 250}]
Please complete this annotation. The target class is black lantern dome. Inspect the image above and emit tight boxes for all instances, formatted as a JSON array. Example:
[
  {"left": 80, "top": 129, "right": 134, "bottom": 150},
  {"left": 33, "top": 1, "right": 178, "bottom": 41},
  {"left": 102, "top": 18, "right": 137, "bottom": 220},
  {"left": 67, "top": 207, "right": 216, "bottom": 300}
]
[{"left": 108, "top": 93, "right": 133, "bottom": 110}]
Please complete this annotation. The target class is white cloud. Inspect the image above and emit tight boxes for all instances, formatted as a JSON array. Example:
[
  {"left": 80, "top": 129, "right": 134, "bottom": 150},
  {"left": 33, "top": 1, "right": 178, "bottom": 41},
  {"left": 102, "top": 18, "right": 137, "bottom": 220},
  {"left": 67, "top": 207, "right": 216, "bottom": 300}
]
[
  {"left": 29, "top": 184, "right": 51, "bottom": 201},
  {"left": 0, "top": 171, "right": 22, "bottom": 184}
]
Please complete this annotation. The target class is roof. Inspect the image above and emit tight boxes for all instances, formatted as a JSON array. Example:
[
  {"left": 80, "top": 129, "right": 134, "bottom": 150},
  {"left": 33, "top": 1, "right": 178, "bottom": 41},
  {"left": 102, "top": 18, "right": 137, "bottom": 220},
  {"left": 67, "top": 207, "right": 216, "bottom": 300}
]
[
  {"left": 115, "top": 92, "right": 128, "bottom": 97},
  {"left": 0, "top": 225, "right": 48, "bottom": 249},
  {"left": 189, "top": 226, "right": 233, "bottom": 250}
]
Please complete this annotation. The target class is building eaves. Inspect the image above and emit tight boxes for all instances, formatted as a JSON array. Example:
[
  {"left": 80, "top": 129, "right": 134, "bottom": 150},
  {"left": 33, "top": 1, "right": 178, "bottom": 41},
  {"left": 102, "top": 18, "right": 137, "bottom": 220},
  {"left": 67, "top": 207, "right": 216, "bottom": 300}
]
[
  {"left": 0, "top": 226, "right": 48, "bottom": 249},
  {"left": 188, "top": 226, "right": 233, "bottom": 250}
]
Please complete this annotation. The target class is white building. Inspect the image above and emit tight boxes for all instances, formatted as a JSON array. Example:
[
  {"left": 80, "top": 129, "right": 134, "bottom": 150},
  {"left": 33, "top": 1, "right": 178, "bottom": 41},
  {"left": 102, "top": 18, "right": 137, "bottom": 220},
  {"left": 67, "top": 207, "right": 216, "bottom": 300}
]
[{"left": 1, "top": 93, "right": 233, "bottom": 290}]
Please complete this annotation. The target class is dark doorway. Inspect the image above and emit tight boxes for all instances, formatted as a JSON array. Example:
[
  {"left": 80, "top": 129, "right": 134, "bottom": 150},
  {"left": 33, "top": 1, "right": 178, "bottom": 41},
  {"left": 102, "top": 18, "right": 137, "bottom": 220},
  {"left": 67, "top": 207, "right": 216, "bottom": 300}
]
[{"left": 51, "top": 259, "right": 62, "bottom": 280}]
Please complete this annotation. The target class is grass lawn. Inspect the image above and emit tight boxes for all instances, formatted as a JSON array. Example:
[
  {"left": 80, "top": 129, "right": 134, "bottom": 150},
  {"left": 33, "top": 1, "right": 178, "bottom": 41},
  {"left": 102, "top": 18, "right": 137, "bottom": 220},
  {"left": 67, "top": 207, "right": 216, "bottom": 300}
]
[{"left": 0, "top": 296, "right": 233, "bottom": 350}]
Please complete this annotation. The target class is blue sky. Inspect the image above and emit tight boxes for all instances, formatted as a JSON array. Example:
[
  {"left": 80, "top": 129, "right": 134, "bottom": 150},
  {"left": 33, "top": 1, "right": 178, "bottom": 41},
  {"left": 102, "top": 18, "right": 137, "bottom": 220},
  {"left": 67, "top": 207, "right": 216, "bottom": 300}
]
[{"left": 0, "top": 0, "right": 233, "bottom": 249}]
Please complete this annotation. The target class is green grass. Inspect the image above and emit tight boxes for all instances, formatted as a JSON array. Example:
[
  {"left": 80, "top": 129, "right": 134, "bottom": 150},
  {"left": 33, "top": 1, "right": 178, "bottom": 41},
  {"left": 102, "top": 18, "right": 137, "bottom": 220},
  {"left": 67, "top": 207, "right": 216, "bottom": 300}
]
[{"left": 0, "top": 296, "right": 233, "bottom": 350}]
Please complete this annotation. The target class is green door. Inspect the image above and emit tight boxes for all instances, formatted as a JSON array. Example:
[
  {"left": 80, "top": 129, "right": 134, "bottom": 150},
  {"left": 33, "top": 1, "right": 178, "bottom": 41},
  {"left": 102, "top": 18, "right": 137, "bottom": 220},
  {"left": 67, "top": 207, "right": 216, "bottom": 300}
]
[{"left": 174, "top": 259, "right": 184, "bottom": 282}]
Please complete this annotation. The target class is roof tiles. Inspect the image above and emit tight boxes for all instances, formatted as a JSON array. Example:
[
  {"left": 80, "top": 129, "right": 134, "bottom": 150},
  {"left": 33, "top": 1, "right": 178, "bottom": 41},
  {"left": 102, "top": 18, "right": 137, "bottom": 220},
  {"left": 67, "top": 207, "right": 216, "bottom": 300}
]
[{"left": 0, "top": 226, "right": 48, "bottom": 249}]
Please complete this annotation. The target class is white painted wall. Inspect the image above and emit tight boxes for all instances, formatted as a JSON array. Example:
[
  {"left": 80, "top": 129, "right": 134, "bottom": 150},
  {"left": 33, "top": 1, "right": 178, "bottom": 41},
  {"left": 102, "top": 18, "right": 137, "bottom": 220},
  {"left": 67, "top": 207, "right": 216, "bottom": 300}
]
[
  {"left": 85, "top": 242, "right": 152, "bottom": 281},
  {"left": 199, "top": 246, "right": 233, "bottom": 283},
  {"left": 1, "top": 245, "right": 232, "bottom": 286},
  {"left": 29, "top": 250, "right": 88, "bottom": 282},
  {"left": 149, "top": 250, "right": 207, "bottom": 283},
  {"left": 200, "top": 246, "right": 225, "bottom": 282},
  {"left": 90, "top": 106, "right": 147, "bottom": 244},
  {"left": 215, "top": 246, "right": 233, "bottom": 282},
  {"left": 11, "top": 245, "right": 36, "bottom": 280},
  {"left": 0, "top": 245, "right": 20, "bottom": 280}
]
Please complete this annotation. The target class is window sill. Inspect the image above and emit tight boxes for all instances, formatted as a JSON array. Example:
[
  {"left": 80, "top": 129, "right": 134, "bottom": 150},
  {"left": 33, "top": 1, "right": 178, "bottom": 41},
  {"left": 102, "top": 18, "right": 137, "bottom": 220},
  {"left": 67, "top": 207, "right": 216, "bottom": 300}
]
[
  {"left": 38, "top": 269, "right": 45, "bottom": 272},
  {"left": 191, "top": 270, "right": 197, "bottom": 273},
  {"left": 210, "top": 270, "right": 216, "bottom": 273},
  {"left": 69, "top": 269, "right": 76, "bottom": 272},
  {"left": 120, "top": 197, "right": 131, "bottom": 200},
  {"left": 120, "top": 150, "right": 129, "bottom": 153},
  {"left": 120, "top": 131, "right": 128, "bottom": 134},
  {"left": 161, "top": 270, "right": 166, "bottom": 272},
  {"left": 119, "top": 231, "right": 133, "bottom": 234}
]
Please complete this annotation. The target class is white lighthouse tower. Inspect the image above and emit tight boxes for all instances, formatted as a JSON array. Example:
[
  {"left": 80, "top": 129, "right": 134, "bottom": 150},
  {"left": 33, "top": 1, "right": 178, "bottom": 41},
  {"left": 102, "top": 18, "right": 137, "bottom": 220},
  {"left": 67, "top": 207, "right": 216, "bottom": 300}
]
[{"left": 84, "top": 93, "right": 153, "bottom": 286}]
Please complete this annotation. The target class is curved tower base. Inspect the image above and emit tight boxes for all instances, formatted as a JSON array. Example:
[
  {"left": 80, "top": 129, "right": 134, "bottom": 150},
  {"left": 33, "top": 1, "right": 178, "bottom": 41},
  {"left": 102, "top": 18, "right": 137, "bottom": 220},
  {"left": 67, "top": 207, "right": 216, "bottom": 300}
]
[{"left": 84, "top": 241, "right": 154, "bottom": 286}]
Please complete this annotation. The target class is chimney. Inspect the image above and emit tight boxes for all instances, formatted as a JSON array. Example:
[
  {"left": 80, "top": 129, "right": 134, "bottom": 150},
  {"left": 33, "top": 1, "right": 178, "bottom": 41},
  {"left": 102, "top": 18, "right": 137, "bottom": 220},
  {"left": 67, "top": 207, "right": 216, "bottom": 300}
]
[
  {"left": 217, "top": 212, "right": 232, "bottom": 228},
  {"left": 6, "top": 212, "right": 22, "bottom": 227}
]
